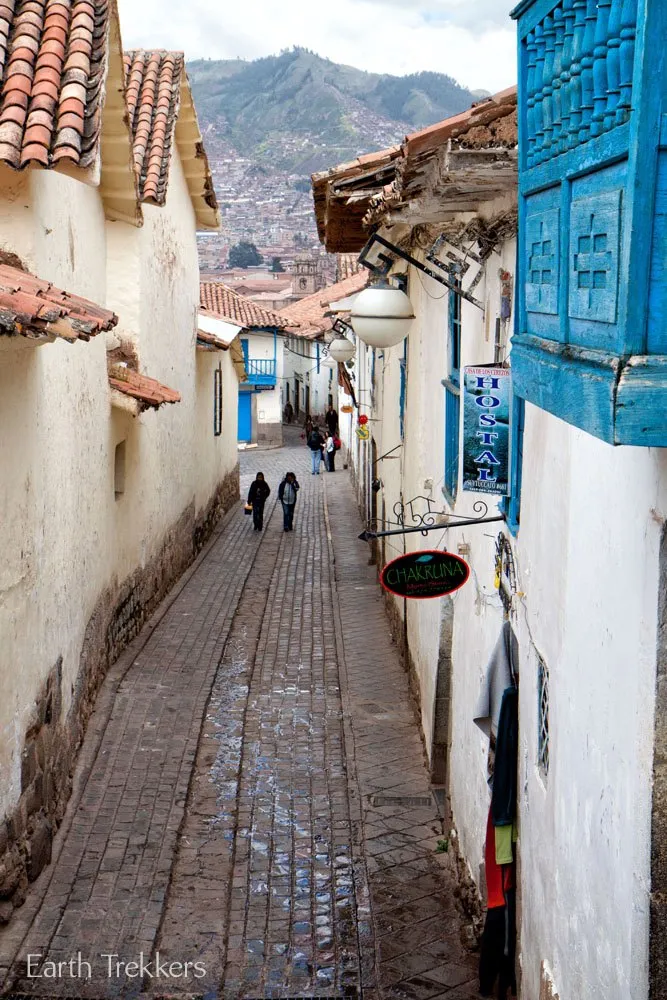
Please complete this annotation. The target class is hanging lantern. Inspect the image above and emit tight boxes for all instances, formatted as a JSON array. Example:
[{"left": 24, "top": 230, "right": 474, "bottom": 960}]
[
  {"left": 350, "top": 280, "right": 414, "bottom": 349},
  {"left": 328, "top": 336, "right": 356, "bottom": 363}
]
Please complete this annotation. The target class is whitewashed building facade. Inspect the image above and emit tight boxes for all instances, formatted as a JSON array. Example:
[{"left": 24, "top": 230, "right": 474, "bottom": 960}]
[
  {"left": 0, "top": 9, "right": 242, "bottom": 917},
  {"left": 314, "top": 75, "right": 666, "bottom": 1000}
]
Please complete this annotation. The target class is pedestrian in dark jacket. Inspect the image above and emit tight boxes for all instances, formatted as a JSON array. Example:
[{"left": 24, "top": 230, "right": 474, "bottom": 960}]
[
  {"left": 278, "top": 472, "right": 300, "bottom": 531},
  {"left": 307, "top": 427, "right": 324, "bottom": 475},
  {"left": 247, "top": 472, "right": 271, "bottom": 531},
  {"left": 325, "top": 404, "right": 338, "bottom": 437}
]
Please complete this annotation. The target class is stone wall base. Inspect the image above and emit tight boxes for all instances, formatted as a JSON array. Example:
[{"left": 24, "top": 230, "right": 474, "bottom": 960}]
[
  {"left": 256, "top": 421, "right": 283, "bottom": 448},
  {"left": 0, "top": 465, "right": 240, "bottom": 922}
]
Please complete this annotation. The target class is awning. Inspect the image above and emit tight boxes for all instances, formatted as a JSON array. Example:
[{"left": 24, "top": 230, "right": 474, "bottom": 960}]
[
  {"left": 109, "top": 364, "right": 181, "bottom": 415},
  {"left": 327, "top": 291, "right": 361, "bottom": 313},
  {"left": 196, "top": 310, "right": 247, "bottom": 381},
  {"left": 197, "top": 311, "right": 242, "bottom": 345}
]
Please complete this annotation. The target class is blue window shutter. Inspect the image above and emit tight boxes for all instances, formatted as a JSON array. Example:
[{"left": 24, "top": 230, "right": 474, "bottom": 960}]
[
  {"left": 502, "top": 395, "right": 525, "bottom": 535},
  {"left": 444, "top": 386, "right": 460, "bottom": 500}
]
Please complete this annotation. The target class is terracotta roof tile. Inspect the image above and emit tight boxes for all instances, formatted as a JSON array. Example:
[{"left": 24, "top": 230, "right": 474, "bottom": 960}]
[
  {"left": 0, "top": 0, "right": 109, "bottom": 172},
  {"left": 123, "top": 48, "right": 219, "bottom": 227},
  {"left": 108, "top": 364, "right": 181, "bottom": 410},
  {"left": 281, "top": 271, "right": 368, "bottom": 338},
  {"left": 0, "top": 262, "right": 117, "bottom": 340},
  {"left": 124, "top": 49, "right": 183, "bottom": 206},
  {"left": 200, "top": 282, "right": 293, "bottom": 331}
]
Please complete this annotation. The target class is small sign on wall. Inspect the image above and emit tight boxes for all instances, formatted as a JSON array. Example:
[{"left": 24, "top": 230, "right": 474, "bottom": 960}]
[
  {"left": 462, "top": 366, "right": 511, "bottom": 496},
  {"left": 381, "top": 550, "right": 470, "bottom": 600}
]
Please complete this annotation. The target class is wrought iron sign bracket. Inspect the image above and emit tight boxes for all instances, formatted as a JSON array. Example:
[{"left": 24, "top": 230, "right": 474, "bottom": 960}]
[
  {"left": 358, "top": 233, "right": 484, "bottom": 310},
  {"left": 359, "top": 514, "right": 506, "bottom": 542}
]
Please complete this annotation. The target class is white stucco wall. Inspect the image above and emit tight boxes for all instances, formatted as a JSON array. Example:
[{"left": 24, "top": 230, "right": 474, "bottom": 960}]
[
  {"left": 0, "top": 150, "right": 238, "bottom": 825},
  {"left": 0, "top": 166, "right": 110, "bottom": 817},
  {"left": 242, "top": 330, "right": 283, "bottom": 434},
  {"left": 514, "top": 419, "right": 660, "bottom": 1000},
  {"left": 344, "top": 216, "right": 659, "bottom": 999},
  {"left": 282, "top": 335, "right": 334, "bottom": 424}
]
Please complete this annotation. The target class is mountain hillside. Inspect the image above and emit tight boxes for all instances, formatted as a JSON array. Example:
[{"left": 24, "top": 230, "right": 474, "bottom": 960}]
[
  {"left": 190, "top": 49, "right": 480, "bottom": 267},
  {"left": 188, "top": 48, "right": 477, "bottom": 173}
]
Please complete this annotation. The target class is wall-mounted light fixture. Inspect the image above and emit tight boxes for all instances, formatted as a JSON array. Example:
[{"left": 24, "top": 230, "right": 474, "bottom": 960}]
[
  {"left": 350, "top": 278, "right": 415, "bottom": 349},
  {"left": 358, "top": 232, "right": 484, "bottom": 311},
  {"left": 327, "top": 318, "right": 356, "bottom": 363}
]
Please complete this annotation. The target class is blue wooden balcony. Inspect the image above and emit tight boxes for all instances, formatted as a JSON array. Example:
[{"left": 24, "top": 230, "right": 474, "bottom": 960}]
[
  {"left": 246, "top": 358, "right": 276, "bottom": 386},
  {"left": 510, "top": 0, "right": 667, "bottom": 446}
]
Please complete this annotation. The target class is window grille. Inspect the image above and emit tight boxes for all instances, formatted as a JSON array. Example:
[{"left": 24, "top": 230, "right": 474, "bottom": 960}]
[
  {"left": 538, "top": 654, "right": 550, "bottom": 778},
  {"left": 213, "top": 363, "right": 222, "bottom": 437}
]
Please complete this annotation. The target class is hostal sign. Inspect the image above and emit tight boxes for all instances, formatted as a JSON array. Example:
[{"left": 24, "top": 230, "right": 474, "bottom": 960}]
[
  {"left": 462, "top": 366, "right": 511, "bottom": 496},
  {"left": 381, "top": 550, "right": 470, "bottom": 600}
]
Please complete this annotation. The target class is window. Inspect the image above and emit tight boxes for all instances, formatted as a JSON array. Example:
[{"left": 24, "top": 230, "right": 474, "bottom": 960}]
[
  {"left": 443, "top": 275, "right": 462, "bottom": 501},
  {"left": 399, "top": 339, "right": 407, "bottom": 439},
  {"left": 537, "top": 653, "right": 550, "bottom": 779},
  {"left": 213, "top": 362, "right": 222, "bottom": 437},
  {"left": 114, "top": 441, "right": 126, "bottom": 499},
  {"left": 501, "top": 395, "right": 525, "bottom": 535}
]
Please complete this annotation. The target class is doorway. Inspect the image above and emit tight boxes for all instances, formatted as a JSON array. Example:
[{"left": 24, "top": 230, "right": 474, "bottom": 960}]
[{"left": 238, "top": 391, "right": 252, "bottom": 443}]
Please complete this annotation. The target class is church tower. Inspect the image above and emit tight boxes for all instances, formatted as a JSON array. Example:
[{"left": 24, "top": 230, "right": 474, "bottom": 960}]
[{"left": 293, "top": 254, "right": 320, "bottom": 297}]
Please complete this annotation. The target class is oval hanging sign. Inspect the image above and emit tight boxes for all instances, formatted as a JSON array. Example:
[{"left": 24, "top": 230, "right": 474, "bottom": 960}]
[{"left": 380, "top": 549, "right": 470, "bottom": 600}]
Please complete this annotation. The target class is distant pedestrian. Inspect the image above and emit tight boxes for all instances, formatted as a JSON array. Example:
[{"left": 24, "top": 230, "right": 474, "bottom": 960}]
[
  {"left": 283, "top": 400, "right": 294, "bottom": 424},
  {"left": 304, "top": 414, "right": 313, "bottom": 439},
  {"left": 247, "top": 472, "right": 271, "bottom": 531},
  {"left": 307, "top": 426, "right": 324, "bottom": 475},
  {"left": 278, "top": 472, "right": 300, "bottom": 531},
  {"left": 325, "top": 403, "right": 338, "bottom": 437},
  {"left": 325, "top": 432, "right": 336, "bottom": 472}
]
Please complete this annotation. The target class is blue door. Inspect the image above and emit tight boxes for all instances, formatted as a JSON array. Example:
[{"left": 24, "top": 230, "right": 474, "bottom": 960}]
[{"left": 238, "top": 391, "right": 252, "bottom": 442}]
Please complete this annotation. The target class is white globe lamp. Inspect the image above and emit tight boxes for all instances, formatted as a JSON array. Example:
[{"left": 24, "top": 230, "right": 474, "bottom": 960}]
[
  {"left": 328, "top": 336, "right": 356, "bottom": 363},
  {"left": 350, "top": 281, "right": 414, "bottom": 349}
]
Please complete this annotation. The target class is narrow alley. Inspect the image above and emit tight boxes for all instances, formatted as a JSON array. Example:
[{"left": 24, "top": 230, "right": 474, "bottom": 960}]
[{"left": 0, "top": 433, "right": 477, "bottom": 1000}]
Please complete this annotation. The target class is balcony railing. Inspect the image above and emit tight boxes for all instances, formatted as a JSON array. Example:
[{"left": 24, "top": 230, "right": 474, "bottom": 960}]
[
  {"left": 521, "top": 0, "right": 637, "bottom": 169},
  {"left": 246, "top": 358, "right": 276, "bottom": 384}
]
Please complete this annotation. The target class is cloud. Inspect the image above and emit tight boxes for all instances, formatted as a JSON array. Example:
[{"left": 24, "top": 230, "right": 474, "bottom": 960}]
[{"left": 116, "top": 0, "right": 517, "bottom": 93}]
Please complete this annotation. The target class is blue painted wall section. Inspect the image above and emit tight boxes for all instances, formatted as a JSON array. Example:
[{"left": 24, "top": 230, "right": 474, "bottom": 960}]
[{"left": 511, "top": 0, "right": 667, "bottom": 446}]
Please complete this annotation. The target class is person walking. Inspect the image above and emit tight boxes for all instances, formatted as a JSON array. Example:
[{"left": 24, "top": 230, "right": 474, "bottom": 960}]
[
  {"left": 304, "top": 414, "right": 313, "bottom": 439},
  {"left": 307, "top": 426, "right": 324, "bottom": 475},
  {"left": 278, "top": 472, "right": 300, "bottom": 531},
  {"left": 247, "top": 472, "right": 271, "bottom": 531},
  {"left": 325, "top": 431, "right": 336, "bottom": 472},
  {"left": 283, "top": 400, "right": 294, "bottom": 424},
  {"left": 325, "top": 403, "right": 338, "bottom": 437}
]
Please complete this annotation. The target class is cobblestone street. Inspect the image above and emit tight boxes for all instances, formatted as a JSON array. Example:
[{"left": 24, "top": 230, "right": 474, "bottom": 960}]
[{"left": 0, "top": 434, "right": 478, "bottom": 1000}]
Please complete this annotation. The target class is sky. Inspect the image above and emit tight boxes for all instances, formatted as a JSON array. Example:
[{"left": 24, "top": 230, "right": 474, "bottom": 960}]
[{"left": 116, "top": 0, "right": 517, "bottom": 94}]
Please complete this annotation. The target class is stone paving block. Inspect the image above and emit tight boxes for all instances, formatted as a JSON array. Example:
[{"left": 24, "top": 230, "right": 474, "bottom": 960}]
[{"left": 0, "top": 435, "right": 479, "bottom": 1000}]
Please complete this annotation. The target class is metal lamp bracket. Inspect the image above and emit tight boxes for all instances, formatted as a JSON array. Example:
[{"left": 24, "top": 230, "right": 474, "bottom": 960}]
[{"left": 358, "top": 233, "right": 484, "bottom": 311}]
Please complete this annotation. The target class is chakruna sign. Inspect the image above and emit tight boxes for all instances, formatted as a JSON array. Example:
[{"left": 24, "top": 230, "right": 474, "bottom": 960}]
[
  {"left": 380, "top": 550, "right": 470, "bottom": 600},
  {"left": 462, "top": 366, "right": 512, "bottom": 496}
]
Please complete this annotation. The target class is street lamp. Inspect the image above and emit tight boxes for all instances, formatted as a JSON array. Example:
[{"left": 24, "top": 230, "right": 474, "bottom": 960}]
[
  {"left": 350, "top": 279, "right": 415, "bottom": 349},
  {"left": 328, "top": 336, "right": 356, "bottom": 363}
]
